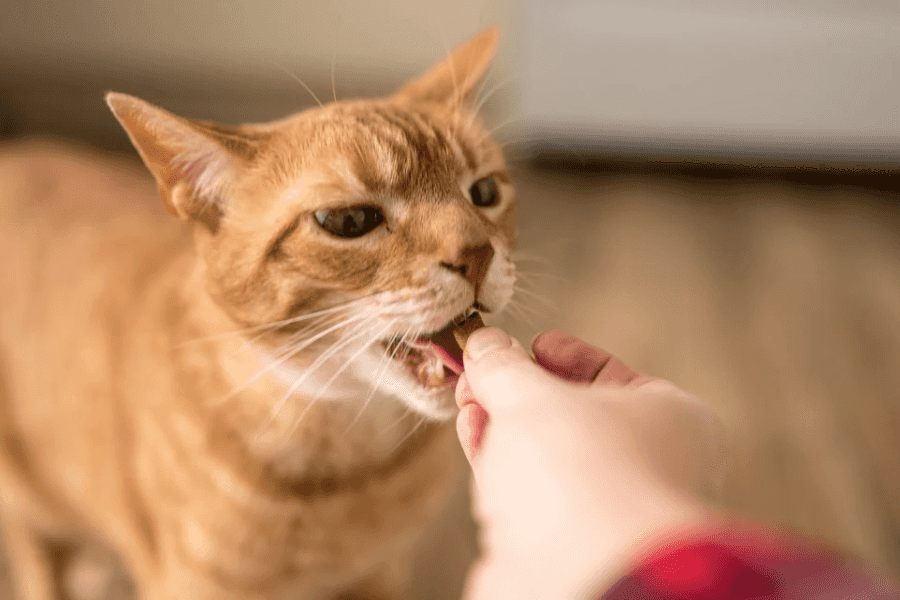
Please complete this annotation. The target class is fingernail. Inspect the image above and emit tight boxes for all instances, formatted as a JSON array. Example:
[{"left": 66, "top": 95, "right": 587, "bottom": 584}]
[{"left": 466, "top": 328, "right": 511, "bottom": 362}]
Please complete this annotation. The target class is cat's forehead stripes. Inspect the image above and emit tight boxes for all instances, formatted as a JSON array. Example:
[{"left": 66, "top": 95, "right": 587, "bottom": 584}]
[
  {"left": 308, "top": 103, "right": 481, "bottom": 200},
  {"left": 368, "top": 105, "right": 478, "bottom": 173}
]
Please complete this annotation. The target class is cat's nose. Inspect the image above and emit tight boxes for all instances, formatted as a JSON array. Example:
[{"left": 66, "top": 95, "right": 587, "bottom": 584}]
[{"left": 440, "top": 243, "right": 494, "bottom": 288}]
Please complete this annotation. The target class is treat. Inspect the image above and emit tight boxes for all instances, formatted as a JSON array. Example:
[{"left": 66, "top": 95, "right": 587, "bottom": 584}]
[{"left": 451, "top": 311, "right": 485, "bottom": 351}]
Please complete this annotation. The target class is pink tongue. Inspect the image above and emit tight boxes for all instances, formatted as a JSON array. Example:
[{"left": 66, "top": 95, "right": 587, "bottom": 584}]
[{"left": 419, "top": 324, "right": 465, "bottom": 374}]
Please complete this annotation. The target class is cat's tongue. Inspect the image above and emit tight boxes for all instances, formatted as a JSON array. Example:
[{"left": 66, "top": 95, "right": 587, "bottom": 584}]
[{"left": 419, "top": 324, "right": 465, "bottom": 375}]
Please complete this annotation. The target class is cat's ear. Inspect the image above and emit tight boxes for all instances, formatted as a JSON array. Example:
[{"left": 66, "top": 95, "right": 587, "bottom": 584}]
[
  {"left": 106, "top": 92, "right": 263, "bottom": 232},
  {"left": 393, "top": 26, "right": 499, "bottom": 106}
]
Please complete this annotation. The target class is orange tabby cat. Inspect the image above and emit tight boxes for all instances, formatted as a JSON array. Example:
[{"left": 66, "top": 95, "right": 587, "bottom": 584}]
[{"left": 0, "top": 27, "right": 516, "bottom": 600}]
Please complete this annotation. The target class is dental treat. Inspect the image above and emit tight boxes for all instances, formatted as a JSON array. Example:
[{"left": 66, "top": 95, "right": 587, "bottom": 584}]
[{"left": 451, "top": 311, "right": 485, "bottom": 351}]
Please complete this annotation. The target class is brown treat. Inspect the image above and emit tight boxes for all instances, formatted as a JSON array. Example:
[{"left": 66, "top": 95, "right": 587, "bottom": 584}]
[{"left": 452, "top": 312, "right": 485, "bottom": 351}]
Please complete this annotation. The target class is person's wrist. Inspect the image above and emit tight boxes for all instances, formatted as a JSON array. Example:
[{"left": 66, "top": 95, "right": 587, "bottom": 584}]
[{"left": 566, "top": 474, "right": 715, "bottom": 599}]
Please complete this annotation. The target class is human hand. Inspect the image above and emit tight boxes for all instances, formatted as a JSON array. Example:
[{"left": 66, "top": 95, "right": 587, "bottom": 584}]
[{"left": 454, "top": 329, "right": 726, "bottom": 600}]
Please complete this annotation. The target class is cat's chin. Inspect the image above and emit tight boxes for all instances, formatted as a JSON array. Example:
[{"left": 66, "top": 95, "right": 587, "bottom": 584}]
[
  {"left": 353, "top": 347, "right": 459, "bottom": 421},
  {"left": 401, "top": 388, "right": 458, "bottom": 421},
  {"left": 378, "top": 364, "right": 460, "bottom": 422}
]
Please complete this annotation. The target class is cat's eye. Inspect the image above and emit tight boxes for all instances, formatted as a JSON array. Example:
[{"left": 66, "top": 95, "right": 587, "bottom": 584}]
[
  {"left": 314, "top": 206, "right": 385, "bottom": 238},
  {"left": 468, "top": 176, "right": 500, "bottom": 208}
]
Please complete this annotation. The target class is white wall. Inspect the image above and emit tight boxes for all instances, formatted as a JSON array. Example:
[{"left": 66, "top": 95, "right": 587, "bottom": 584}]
[
  {"left": 1, "top": 0, "right": 510, "bottom": 91},
  {"left": 518, "top": 0, "right": 900, "bottom": 162}
]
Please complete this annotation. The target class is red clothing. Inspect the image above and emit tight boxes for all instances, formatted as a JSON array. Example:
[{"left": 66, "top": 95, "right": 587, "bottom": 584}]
[{"left": 599, "top": 520, "right": 900, "bottom": 600}]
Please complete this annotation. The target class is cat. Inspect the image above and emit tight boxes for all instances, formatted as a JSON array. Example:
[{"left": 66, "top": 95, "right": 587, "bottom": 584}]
[{"left": 0, "top": 26, "right": 516, "bottom": 600}]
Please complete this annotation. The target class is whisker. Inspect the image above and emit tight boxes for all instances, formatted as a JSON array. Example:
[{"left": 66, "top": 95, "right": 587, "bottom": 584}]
[
  {"left": 269, "top": 59, "right": 323, "bottom": 108},
  {"left": 380, "top": 405, "right": 415, "bottom": 439},
  {"left": 262, "top": 311, "right": 369, "bottom": 366},
  {"left": 469, "top": 61, "right": 495, "bottom": 116},
  {"left": 263, "top": 308, "right": 365, "bottom": 357},
  {"left": 330, "top": 53, "right": 338, "bottom": 103},
  {"left": 512, "top": 284, "right": 557, "bottom": 310},
  {"left": 345, "top": 321, "right": 417, "bottom": 434},
  {"left": 261, "top": 316, "right": 386, "bottom": 431},
  {"left": 473, "top": 74, "right": 523, "bottom": 116},
  {"left": 212, "top": 312, "right": 370, "bottom": 408},
  {"left": 178, "top": 298, "right": 369, "bottom": 347},
  {"left": 281, "top": 320, "right": 397, "bottom": 439},
  {"left": 505, "top": 299, "right": 542, "bottom": 331},
  {"left": 486, "top": 114, "right": 527, "bottom": 139},
  {"left": 309, "top": 319, "right": 399, "bottom": 406},
  {"left": 458, "top": 68, "right": 494, "bottom": 139},
  {"left": 511, "top": 250, "right": 553, "bottom": 263},
  {"left": 508, "top": 295, "right": 545, "bottom": 318},
  {"left": 515, "top": 269, "right": 569, "bottom": 281},
  {"left": 388, "top": 414, "right": 429, "bottom": 456},
  {"left": 243, "top": 310, "right": 350, "bottom": 354}
]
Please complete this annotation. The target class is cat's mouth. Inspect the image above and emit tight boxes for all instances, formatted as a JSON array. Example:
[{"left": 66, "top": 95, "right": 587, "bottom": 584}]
[{"left": 382, "top": 309, "right": 473, "bottom": 390}]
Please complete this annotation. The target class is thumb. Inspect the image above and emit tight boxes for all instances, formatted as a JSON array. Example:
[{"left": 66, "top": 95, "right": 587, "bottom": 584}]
[{"left": 462, "top": 327, "right": 559, "bottom": 411}]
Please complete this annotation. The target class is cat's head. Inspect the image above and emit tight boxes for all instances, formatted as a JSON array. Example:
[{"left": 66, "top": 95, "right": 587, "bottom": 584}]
[{"left": 107, "top": 27, "right": 515, "bottom": 420}]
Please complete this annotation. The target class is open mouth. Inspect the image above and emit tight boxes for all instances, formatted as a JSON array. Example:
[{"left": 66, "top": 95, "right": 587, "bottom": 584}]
[{"left": 382, "top": 308, "right": 477, "bottom": 390}]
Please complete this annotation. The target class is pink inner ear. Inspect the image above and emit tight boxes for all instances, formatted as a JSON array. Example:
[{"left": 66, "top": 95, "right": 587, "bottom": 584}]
[
  {"left": 180, "top": 156, "right": 207, "bottom": 183},
  {"left": 172, "top": 145, "right": 231, "bottom": 204}
]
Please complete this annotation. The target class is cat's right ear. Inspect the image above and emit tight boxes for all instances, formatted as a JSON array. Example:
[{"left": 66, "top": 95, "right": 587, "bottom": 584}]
[{"left": 106, "top": 92, "right": 263, "bottom": 232}]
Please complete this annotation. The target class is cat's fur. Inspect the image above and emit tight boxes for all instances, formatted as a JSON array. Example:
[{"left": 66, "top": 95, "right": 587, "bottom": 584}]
[{"left": 0, "top": 27, "right": 516, "bottom": 599}]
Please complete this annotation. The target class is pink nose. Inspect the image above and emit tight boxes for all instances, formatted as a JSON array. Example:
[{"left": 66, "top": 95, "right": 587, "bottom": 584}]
[{"left": 440, "top": 243, "right": 494, "bottom": 290}]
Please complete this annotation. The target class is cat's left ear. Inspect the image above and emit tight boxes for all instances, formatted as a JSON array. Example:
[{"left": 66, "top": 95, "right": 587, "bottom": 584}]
[
  {"left": 393, "top": 26, "right": 500, "bottom": 106},
  {"left": 106, "top": 92, "right": 265, "bottom": 232}
]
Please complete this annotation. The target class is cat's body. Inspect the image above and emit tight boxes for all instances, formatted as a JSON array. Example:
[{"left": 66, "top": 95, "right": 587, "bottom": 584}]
[{"left": 0, "top": 28, "right": 514, "bottom": 599}]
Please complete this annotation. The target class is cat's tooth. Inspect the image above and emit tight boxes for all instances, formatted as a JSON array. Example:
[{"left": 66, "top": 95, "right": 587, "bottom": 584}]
[{"left": 416, "top": 358, "right": 445, "bottom": 387}]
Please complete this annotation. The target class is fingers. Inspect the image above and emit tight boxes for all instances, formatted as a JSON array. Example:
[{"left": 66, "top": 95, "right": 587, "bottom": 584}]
[
  {"left": 532, "top": 330, "right": 612, "bottom": 383},
  {"left": 460, "top": 327, "right": 557, "bottom": 411},
  {"left": 532, "top": 330, "right": 657, "bottom": 388}
]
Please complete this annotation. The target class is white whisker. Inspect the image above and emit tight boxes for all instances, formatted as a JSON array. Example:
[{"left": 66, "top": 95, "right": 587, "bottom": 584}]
[
  {"left": 330, "top": 53, "right": 338, "bottom": 103},
  {"left": 469, "top": 62, "right": 495, "bottom": 116},
  {"left": 511, "top": 250, "right": 555, "bottom": 266},
  {"left": 486, "top": 115, "right": 527, "bottom": 140},
  {"left": 515, "top": 269, "right": 571, "bottom": 284},
  {"left": 212, "top": 312, "right": 371, "bottom": 408},
  {"left": 345, "top": 321, "right": 419, "bottom": 434},
  {"left": 258, "top": 315, "right": 388, "bottom": 436},
  {"left": 178, "top": 298, "right": 369, "bottom": 347},
  {"left": 388, "top": 414, "right": 429, "bottom": 456},
  {"left": 243, "top": 310, "right": 347, "bottom": 355},
  {"left": 280, "top": 319, "right": 398, "bottom": 439},
  {"left": 512, "top": 284, "right": 556, "bottom": 310},
  {"left": 506, "top": 298, "right": 541, "bottom": 331},
  {"left": 309, "top": 319, "right": 399, "bottom": 405},
  {"left": 380, "top": 406, "right": 415, "bottom": 438},
  {"left": 473, "top": 74, "right": 522, "bottom": 117},
  {"left": 269, "top": 59, "right": 323, "bottom": 108}
]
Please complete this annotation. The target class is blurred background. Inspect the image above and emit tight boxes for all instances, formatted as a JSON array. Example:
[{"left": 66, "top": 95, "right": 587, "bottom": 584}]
[{"left": 1, "top": 0, "right": 899, "bottom": 598}]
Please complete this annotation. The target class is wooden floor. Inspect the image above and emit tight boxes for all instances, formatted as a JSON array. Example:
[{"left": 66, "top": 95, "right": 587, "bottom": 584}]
[{"left": 1, "top": 144, "right": 899, "bottom": 597}]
